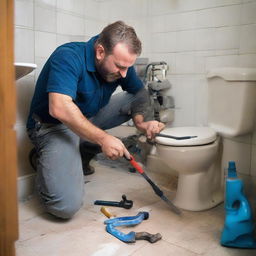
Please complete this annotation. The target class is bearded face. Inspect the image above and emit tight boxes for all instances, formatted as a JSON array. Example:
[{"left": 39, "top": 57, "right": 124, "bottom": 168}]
[
  {"left": 95, "top": 42, "right": 137, "bottom": 83},
  {"left": 95, "top": 55, "right": 122, "bottom": 82}
]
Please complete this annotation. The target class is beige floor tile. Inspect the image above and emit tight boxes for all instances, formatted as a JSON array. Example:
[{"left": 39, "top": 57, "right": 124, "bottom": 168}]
[
  {"left": 201, "top": 245, "right": 256, "bottom": 256},
  {"left": 18, "top": 195, "right": 44, "bottom": 222},
  {"left": 16, "top": 222, "right": 145, "bottom": 256},
  {"left": 131, "top": 240, "right": 199, "bottom": 256}
]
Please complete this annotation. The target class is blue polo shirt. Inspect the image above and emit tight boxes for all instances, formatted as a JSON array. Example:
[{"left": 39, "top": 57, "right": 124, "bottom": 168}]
[{"left": 26, "top": 35, "right": 143, "bottom": 129}]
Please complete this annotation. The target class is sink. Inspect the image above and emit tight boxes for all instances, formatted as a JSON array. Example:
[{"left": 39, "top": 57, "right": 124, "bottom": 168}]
[{"left": 15, "top": 62, "right": 37, "bottom": 80}]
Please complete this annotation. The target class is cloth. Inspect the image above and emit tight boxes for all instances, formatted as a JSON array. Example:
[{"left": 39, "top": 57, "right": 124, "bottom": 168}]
[
  {"left": 28, "top": 92, "right": 144, "bottom": 219},
  {"left": 26, "top": 35, "right": 143, "bottom": 129}
]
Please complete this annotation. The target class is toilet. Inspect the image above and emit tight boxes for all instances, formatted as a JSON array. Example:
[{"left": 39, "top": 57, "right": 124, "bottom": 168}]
[{"left": 140, "top": 67, "right": 256, "bottom": 211}]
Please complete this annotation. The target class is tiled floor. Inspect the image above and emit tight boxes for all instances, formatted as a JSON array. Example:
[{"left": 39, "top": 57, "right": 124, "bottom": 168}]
[
  {"left": 16, "top": 160, "right": 255, "bottom": 256},
  {"left": 16, "top": 127, "right": 255, "bottom": 256}
]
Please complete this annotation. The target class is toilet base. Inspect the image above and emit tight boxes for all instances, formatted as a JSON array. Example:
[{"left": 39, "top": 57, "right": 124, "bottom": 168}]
[{"left": 173, "top": 171, "right": 223, "bottom": 211}]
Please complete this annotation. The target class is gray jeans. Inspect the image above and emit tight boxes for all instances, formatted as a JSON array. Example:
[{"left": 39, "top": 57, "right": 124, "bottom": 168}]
[{"left": 28, "top": 92, "right": 138, "bottom": 219}]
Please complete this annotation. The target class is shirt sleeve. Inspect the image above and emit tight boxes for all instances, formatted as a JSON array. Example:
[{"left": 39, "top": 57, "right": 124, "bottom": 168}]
[
  {"left": 47, "top": 49, "right": 82, "bottom": 99},
  {"left": 119, "top": 66, "right": 144, "bottom": 94}
]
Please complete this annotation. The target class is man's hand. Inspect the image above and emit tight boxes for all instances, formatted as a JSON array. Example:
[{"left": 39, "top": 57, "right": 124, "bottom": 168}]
[
  {"left": 100, "top": 134, "right": 130, "bottom": 160},
  {"left": 136, "top": 120, "right": 165, "bottom": 140}
]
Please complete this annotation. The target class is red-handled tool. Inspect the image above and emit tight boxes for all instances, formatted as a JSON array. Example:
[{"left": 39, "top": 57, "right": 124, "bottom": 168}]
[{"left": 126, "top": 155, "right": 182, "bottom": 215}]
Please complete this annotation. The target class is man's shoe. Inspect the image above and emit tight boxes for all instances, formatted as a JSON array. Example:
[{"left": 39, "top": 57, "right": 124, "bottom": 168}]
[
  {"left": 83, "top": 164, "right": 95, "bottom": 175},
  {"left": 81, "top": 152, "right": 96, "bottom": 175},
  {"left": 80, "top": 143, "right": 101, "bottom": 176}
]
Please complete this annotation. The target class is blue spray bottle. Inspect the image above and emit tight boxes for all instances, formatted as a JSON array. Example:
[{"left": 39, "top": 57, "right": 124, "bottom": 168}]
[{"left": 221, "top": 161, "right": 256, "bottom": 248}]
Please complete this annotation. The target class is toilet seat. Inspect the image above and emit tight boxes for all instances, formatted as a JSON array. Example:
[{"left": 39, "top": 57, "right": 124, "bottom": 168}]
[{"left": 155, "top": 127, "right": 217, "bottom": 146}]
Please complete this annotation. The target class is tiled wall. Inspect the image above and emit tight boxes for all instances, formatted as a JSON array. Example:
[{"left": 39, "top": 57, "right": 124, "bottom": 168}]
[{"left": 15, "top": 0, "right": 256, "bottom": 199}]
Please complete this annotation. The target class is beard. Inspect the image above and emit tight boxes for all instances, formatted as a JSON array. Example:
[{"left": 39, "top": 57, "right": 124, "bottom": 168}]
[{"left": 95, "top": 58, "right": 121, "bottom": 82}]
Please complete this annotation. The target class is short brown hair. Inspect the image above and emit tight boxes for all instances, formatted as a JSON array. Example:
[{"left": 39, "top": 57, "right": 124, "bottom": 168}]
[{"left": 95, "top": 21, "right": 142, "bottom": 55}]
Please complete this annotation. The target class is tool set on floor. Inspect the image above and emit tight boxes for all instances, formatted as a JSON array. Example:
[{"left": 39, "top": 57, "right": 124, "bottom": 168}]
[{"left": 94, "top": 152, "right": 182, "bottom": 244}]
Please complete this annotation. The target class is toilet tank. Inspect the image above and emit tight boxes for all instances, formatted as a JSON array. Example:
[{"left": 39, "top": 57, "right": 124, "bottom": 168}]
[{"left": 206, "top": 67, "right": 256, "bottom": 137}]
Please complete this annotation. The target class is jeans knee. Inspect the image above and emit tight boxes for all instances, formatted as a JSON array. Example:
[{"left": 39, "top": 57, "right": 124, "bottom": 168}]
[
  {"left": 39, "top": 190, "right": 83, "bottom": 219},
  {"left": 46, "top": 199, "right": 83, "bottom": 219}
]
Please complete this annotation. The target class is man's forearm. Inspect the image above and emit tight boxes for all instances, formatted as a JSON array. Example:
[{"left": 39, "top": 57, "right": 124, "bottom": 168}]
[{"left": 49, "top": 92, "right": 107, "bottom": 146}]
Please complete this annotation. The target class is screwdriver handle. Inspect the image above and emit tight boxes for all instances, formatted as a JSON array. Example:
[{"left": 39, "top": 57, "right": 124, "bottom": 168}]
[{"left": 125, "top": 155, "right": 144, "bottom": 174}]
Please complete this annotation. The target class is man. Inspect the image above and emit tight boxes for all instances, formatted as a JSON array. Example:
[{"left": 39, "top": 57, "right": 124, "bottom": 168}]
[{"left": 27, "top": 21, "right": 165, "bottom": 219}]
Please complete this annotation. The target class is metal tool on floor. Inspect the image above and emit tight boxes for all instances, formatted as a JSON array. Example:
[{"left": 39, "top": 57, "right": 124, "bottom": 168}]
[
  {"left": 94, "top": 194, "right": 133, "bottom": 209},
  {"left": 125, "top": 155, "right": 182, "bottom": 215},
  {"left": 155, "top": 133, "right": 197, "bottom": 140},
  {"left": 104, "top": 211, "right": 162, "bottom": 243}
]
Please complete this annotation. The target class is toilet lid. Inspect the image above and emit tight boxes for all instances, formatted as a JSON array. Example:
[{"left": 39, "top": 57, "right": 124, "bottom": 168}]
[{"left": 155, "top": 127, "right": 217, "bottom": 146}]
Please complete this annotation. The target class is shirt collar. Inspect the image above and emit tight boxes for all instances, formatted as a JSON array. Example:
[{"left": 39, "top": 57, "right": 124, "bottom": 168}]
[{"left": 85, "top": 35, "right": 99, "bottom": 72}]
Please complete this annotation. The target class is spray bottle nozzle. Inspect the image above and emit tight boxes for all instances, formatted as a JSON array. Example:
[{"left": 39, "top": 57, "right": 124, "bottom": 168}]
[{"left": 228, "top": 161, "right": 237, "bottom": 178}]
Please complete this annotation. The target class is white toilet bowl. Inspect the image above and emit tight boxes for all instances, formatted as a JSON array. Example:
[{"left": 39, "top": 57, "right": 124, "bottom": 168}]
[{"left": 153, "top": 126, "right": 223, "bottom": 211}]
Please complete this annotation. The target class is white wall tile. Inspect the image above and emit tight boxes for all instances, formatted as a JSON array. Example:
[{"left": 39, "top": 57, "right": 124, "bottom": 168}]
[
  {"left": 84, "top": 0, "right": 101, "bottom": 18},
  {"left": 252, "top": 145, "right": 256, "bottom": 176},
  {"left": 56, "top": 34, "right": 70, "bottom": 46},
  {"left": 151, "top": 0, "right": 179, "bottom": 15},
  {"left": 179, "top": 0, "right": 218, "bottom": 11},
  {"left": 175, "top": 54, "right": 195, "bottom": 74},
  {"left": 237, "top": 173, "right": 253, "bottom": 198},
  {"left": 215, "top": 0, "right": 242, "bottom": 5},
  {"left": 165, "top": 13, "right": 178, "bottom": 32},
  {"left": 215, "top": 49, "right": 239, "bottom": 55},
  {"left": 176, "top": 11, "right": 196, "bottom": 31},
  {"left": 35, "top": 0, "right": 56, "bottom": 9},
  {"left": 195, "top": 28, "right": 216, "bottom": 51},
  {"left": 240, "top": 24, "right": 256, "bottom": 53},
  {"left": 35, "top": 57, "right": 47, "bottom": 80},
  {"left": 35, "top": 5, "right": 56, "bottom": 33},
  {"left": 57, "top": 12, "right": 85, "bottom": 36},
  {"left": 152, "top": 32, "right": 176, "bottom": 53},
  {"left": 84, "top": 19, "right": 105, "bottom": 37},
  {"left": 215, "top": 26, "right": 240, "bottom": 50},
  {"left": 15, "top": 28, "right": 34, "bottom": 63},
  {"left": 15, "top": 0, "right": 34, "bottom": 28},
  {"left": 176, "top": 30, "right": 195, "bottom": 52},
  {"left": 16, "top": 75, "right": 35, "bottom": 126},
  {"left": 35, "top": 31, "right": 56, "bottom": 58},
  {"left": 196, "top": 8, "right": 216, "bottom": 29},
  {"left": 205, "top": 55, "right": 239, "bottom": 70},
  {"left": 222, "top": 138, "right": 251, "bottom": 175},
  {"left": 242, "top": 2, "right": 256, "bottom": 24},
  {"left": 152, "top": 15, "right": 167, "bottom": 33},
  {"left": 57, "top": 0, "right": 85, "bottom": 16},
  {"left": 194, "top": 55, "right": 206, "bottom": 74},
  {"left": 214, "top": 5, "right": 241, "bottom": 27},
  {"left": 194, "top": 77, "right": 208, "bottom": 126},
  {"left": 239, "top": 54, "right": 256, "bottom": 68},
  {"left": 168, "top": 76, "right": 196, "bottom": 126},
  {"left": 172, "top": 108, "right": 195, "bottom": 127}
]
